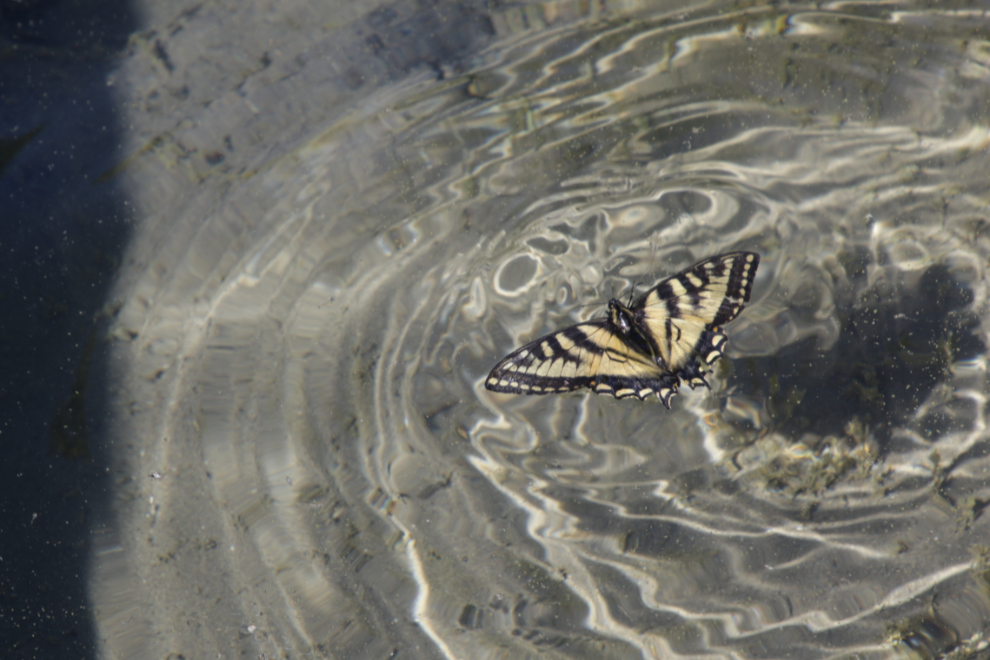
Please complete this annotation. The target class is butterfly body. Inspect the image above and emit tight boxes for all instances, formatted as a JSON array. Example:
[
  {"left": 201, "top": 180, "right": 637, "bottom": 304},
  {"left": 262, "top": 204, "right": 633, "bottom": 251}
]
[{"left": 485, "top": 251, "right": 760, "bottom": 407}]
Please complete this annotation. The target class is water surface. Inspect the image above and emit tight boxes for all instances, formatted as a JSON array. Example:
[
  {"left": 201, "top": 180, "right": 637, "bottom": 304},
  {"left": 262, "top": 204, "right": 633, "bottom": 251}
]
[{"left": 92, "top": 2, "right": 990, "bottom": 658}]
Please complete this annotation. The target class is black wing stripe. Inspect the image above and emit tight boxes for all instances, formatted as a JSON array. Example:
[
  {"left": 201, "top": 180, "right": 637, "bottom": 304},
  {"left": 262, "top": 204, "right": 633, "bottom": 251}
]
[
  {"left": 654, "top": 282, "right": 681, "bottom": 319},
  {"left": 710, "top": 258, "right": 728, "bottom": 278},
  {"left": 712, "top": 297, "right": 740, "bottom": 327},
  {"left": 561, "top": 325, "right": 607, "bottom": 355},
  {"left": 712, "top": 253, "right": 759, "bottom": 325},
  {"left": 675, "top": 273, "right": 704, "bottom": 307},
  {"left": 731, "top": 254, "right": 757, "bottom": 300},
  {"left": 532, "top": 333, "right": 582, "bottom": 364},
  {"left": 565, "top": 321, "right": 649, "bottom": 360}
]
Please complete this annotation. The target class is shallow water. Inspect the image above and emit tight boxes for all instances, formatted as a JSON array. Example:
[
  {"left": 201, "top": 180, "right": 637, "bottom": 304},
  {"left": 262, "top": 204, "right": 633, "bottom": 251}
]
[{"left": 92, "top": 2, "right": 990, "bottom": 659}]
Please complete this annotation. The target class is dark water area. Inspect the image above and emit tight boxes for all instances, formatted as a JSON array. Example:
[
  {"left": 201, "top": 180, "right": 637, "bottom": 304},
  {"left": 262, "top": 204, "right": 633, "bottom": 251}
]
[{"left": 1, "top": 0, "right": 136, "bottom": 657}]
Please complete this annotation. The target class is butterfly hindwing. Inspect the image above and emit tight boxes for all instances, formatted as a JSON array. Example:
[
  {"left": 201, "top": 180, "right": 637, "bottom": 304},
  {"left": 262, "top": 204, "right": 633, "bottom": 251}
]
[
  {"left": 590, "top": 370, "right": 681, "bottom": 406},
  {"left": 485, "top": 251, "right": 760, "bottom": 406}
]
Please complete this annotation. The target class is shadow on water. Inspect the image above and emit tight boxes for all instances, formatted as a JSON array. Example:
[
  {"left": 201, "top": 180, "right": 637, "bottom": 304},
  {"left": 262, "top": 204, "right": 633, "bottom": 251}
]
[
  {"left": 735, "top": 252, "right": 985, "bottom": 455},
  {"left": 0, "top": 0, "right": 136, "bottom": 657}
]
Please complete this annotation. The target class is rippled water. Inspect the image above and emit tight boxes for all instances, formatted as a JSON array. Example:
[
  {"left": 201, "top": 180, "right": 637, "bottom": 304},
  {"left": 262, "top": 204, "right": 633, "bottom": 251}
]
[{"left": 93, "top": 3, "right": 990, "bottom": 659}]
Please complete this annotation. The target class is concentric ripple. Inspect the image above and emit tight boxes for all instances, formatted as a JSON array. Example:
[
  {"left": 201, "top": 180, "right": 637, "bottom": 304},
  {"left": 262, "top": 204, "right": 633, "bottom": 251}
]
[{"left": 93, "top": 3, "right": 990, "bottom": 659}]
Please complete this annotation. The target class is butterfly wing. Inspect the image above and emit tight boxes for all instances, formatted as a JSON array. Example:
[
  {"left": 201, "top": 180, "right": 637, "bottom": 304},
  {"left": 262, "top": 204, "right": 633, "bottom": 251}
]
[
  {"left": 485, "top": 251, "right": 760, "bottom": 407},
  {"left": 635, "top": 251, "right": 760, "bottom": 384},
  {"left": 485, "top": 319, "right": 682, "bottom": 405}
]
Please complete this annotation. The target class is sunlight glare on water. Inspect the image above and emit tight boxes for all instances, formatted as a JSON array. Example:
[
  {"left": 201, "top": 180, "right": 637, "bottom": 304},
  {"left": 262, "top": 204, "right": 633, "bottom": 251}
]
[{"left": 93, "top": 2, "right": 990, "bottom": 659}]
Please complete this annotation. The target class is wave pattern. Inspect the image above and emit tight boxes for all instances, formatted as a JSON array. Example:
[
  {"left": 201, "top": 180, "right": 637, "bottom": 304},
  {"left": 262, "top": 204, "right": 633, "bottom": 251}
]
[{"left": 95, "top": 3, "right": 990, "bottom": 659}]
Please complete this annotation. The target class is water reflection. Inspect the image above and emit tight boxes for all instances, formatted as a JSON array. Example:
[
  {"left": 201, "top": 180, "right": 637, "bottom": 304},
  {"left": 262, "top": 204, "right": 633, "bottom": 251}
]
[{"left": 93, "top": 2, "right": 990, "bottom": 659}]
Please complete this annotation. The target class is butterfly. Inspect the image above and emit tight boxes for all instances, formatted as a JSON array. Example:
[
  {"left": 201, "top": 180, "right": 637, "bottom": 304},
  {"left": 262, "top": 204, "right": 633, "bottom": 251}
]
[{"left": 485, "top": 251, "right": 760, "bottom": 407}]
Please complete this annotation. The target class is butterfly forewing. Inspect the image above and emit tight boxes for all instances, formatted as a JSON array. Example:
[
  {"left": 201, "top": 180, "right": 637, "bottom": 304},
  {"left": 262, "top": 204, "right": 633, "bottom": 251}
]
[
  {"left": 485, "top": 321, "right": 610, "bottom": 394},
  {"left": 639, "top": 252, "right": 759, "bottom": 372},
  {"left": 485, "top": 251, "right": 760, "bottom": 405}
]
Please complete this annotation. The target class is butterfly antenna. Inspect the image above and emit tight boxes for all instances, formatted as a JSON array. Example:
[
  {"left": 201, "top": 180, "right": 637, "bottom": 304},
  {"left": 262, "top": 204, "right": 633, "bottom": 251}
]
[{"left": 626, "top": 284, "right": 637, "bottom": 307}]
